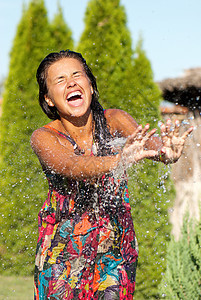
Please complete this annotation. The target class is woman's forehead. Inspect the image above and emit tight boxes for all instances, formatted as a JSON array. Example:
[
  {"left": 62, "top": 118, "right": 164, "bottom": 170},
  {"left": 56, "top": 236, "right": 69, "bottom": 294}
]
[
  {"left": 47, "top": 58, "right": 85, "bottom": 77},
  {"left": 53, "top": 57, "right": 83, "bottom": 69}
]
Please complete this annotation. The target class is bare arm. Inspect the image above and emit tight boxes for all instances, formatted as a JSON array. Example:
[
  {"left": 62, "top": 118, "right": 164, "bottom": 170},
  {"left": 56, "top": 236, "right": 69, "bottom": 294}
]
[
  {"left": 31, "top": 128, "right": 121, "bottom": 180},
  {"left": 31, "top": 111, "right": 160, "bottom": 180},
  {"left": 31, "top": 109, "right": 193, "bottom": 180}
]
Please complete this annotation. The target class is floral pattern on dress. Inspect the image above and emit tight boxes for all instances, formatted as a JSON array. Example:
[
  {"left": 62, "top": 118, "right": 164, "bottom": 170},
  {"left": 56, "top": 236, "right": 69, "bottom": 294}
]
[{"left": 34, "top": 173, "right": 138, "bottom": 300}]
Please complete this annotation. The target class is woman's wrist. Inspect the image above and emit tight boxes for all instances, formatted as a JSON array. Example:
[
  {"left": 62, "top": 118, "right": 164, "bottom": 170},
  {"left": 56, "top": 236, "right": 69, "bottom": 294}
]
[
  {"left": 118, "top": 150, "right": 135, "bottom": 170},
  {"left": 158, "top": 149, "right": 175, "bottom": 165},
  {"left": 159, "top": 151, "right": 165, "bottom": 163}
]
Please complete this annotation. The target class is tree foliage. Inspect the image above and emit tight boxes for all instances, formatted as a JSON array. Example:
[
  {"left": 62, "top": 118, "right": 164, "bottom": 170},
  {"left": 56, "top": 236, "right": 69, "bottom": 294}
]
[
  {"left": 77, "top": 0, "right": 133, "bottom": 109},
  {"left": 77, "top": 1, "right": 174, "bottom": 298},
  {"left": 0, "top": 0, "right": 74, "bottom": 275},
  {"left": 159, "top": 210, "right": 201, "bottom": 299},
  {"left": 129, "top": 162, "right": 174, "bottom": 299},
  {"left": 49, "top": 3, "right": 74, "bottom": 52},
  {"left": 126, "top": 39, "right": 174, "bottom": 299},
  {"left": 126, "top": 38, "right": 162, "bottom": 127}
]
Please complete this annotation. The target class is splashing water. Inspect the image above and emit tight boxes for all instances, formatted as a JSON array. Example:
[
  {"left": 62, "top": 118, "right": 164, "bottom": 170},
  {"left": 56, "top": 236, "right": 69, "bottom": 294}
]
[
  {"left": 107, "top": 136, "right": 127, "bottom": 149},
  {"left": 106, "top": 137, "right": 127, "bottom": 179}
]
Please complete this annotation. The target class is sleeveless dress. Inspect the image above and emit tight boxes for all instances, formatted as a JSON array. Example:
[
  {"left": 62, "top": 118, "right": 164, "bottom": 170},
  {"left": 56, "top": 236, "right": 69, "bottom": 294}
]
[{"left": 34, "top": 125, "right": 138, "bottom": 300}]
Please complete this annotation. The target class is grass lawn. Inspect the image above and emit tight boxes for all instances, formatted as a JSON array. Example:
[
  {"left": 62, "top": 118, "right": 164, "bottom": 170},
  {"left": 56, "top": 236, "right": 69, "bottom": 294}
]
[{"left": 0, "top": 276, "right": 33, "bottom": 300}]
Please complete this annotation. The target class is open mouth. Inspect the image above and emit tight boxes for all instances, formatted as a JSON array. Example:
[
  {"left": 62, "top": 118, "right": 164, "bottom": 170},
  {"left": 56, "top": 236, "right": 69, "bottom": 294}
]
[
  {"left": 67, "top": 91, "right": 82, "bottom": 102},
  {"left": 66, "top": 91, "right": 84, "bottom": 107}
]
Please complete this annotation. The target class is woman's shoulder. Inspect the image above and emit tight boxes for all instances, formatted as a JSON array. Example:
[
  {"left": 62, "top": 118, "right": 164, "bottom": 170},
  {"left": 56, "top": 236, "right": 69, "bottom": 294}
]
[
  {"left": 104, "top": 108, "right": 138, "bottom": 136},
  {"left": 31, "top": 121, "right": 54, "bottom": 136},
  {"left": 30, "top": 121, "right": 59, "bottom": 149},
  {"left": 104, "top": 108, "right": 135, "bottom": 121},
  {"left": 104, "top": 108, "right": 124, "bottom": 117}
]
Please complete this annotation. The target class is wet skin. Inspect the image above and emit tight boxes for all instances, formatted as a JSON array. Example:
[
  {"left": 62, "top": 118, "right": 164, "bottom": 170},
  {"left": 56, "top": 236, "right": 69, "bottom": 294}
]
[{"left": 31, "top": 57, "right": 194, "bottom": 180}]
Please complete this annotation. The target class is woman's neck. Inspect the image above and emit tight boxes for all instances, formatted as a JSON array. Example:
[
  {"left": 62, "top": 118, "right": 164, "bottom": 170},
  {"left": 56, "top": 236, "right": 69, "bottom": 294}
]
[{"left": 59, "top": 109, "right": 94, "bottom": 143}]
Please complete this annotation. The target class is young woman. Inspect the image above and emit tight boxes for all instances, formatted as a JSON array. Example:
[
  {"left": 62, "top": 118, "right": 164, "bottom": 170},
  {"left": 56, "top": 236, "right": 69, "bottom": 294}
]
[{"left": 31, "top": 50, "right": 193, "bottom": 299}]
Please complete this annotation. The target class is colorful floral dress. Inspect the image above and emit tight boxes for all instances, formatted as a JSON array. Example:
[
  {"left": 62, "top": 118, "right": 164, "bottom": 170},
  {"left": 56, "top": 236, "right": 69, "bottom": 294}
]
[{"left": 34, "top": 126, "right": 138, "bottom": 300}]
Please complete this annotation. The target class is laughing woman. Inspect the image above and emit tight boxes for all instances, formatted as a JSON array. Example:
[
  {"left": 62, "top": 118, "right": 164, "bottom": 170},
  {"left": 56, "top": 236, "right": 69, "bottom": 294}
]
[{"left": 31, "top": 50, "right": 193, "bottom": 300}]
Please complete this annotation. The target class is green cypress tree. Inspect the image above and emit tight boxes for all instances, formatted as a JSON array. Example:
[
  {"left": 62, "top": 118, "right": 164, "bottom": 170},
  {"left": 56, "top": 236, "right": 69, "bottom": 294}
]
[
  {"left": 77, "top": 0, "right": 133, "bottom": 109},
  {"left": 128, "top": 162, "right": 174, "bottom": 299},
  {"left": 127, "top": 39, "right": 174, "bottom": 299},
  {"left": 77, "top": 1, "right": 174, "bottom": 297},
  {"left": 49, "top": 2, "right": 74, "bottom": 52},
  {"left": 125, "top": 38, "right": 162, "bottom": 127},
  {"left": 159, "top": 211, "right": 201, "bottom": 299},
  {"left": 0, "top": 0, "right": 59, "bottom": 275}
]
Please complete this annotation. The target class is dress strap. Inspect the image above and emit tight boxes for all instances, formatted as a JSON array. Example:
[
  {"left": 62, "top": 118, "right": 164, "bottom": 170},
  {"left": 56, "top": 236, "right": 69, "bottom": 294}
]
[{"left": 43, "top": 125, "right": 84, "bottom": 155}]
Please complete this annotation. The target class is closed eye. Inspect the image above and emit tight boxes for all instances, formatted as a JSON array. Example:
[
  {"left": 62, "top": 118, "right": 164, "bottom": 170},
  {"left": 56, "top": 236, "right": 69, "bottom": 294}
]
[
  {"left": 72, "top": 71, "right": 83, "bottom": 78},
  {"left": 57, "top": 76, "right": 65, "bottom": 83}
]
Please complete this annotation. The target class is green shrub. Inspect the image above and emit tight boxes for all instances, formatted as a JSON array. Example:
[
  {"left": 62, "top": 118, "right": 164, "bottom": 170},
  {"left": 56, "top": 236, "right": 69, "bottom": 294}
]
[{"left": 159, "top": 210, "right": 201, "bottom": 299}]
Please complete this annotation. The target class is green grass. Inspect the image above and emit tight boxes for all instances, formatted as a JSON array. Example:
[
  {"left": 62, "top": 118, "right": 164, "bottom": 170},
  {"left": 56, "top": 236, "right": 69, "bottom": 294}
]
[{"left": 0, "top": 276, "right": 33, "bottom": 300}]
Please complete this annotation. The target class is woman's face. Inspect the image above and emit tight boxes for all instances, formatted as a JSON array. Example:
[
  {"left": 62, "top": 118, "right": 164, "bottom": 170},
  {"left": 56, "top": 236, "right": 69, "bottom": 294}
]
[{"left": 45, "top": 58, "right": 93, "bottom": 119}]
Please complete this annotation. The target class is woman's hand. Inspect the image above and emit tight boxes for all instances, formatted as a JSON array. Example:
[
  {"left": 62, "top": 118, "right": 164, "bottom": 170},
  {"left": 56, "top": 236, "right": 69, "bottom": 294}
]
[
  {"left": 159, "top": 119, "right": 194, "bottom": 164},
  {"left": 122, "top": 124, "right": 159, "bottom": 167}
]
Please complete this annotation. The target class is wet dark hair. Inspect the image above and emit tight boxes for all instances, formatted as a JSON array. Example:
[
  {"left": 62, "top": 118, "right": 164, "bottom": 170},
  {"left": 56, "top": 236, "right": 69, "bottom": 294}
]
[{"left": 36, "top": 50, "right": 113, "bottom": 156}]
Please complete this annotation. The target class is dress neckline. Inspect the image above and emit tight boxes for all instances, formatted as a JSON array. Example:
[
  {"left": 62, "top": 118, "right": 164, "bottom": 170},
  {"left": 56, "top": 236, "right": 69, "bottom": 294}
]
[{"left": 43, "top": 125, "right": 96, "bottom": 156}]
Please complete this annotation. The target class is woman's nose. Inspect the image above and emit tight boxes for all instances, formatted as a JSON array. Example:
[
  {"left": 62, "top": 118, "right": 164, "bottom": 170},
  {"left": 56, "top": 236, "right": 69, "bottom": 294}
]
[{"left": 67, "top": 78, "right": 76, "bottom": 88}]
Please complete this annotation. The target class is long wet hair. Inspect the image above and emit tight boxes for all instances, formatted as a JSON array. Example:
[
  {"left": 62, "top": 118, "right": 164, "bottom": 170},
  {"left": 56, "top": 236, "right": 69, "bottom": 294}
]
[{"left": 36, "top": 50, "right": 113, "bottom": 156}]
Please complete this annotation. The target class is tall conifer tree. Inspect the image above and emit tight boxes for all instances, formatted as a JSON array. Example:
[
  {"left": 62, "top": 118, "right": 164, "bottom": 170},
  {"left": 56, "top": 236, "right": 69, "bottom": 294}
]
[
  {"left": 49, "top": 3, "right": 74, "bottom": 52},
  {"left": 77, "top": 2, "right": 173, "bottom": 298},
  {"left": 123, "top": 38, "right": 162, "bottom": 126},
  {"left": 77, "top": 0, "right": 133, "bottom": 109},
  {"left": 0, "top": 0, "right": 74, "bottom": 275},
  {"left": 125, "top": 39, "right": 174, "bottom": 299}
]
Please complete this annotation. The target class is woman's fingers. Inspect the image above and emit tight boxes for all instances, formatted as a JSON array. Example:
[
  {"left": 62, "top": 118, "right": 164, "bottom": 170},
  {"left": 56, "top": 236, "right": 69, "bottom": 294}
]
[
  {"left": 160, "top": 122, "right": 166, "bottom": 138},
  {"left": 133, "top": 125, "right": 144, "bottom": 140},
  {"left": 123, "top": 124, "right": 159, "bottom": 166},
  {"left": 166, "top": 119, "right": 174, "bottom": 138},
  {"left": 127, "top": 124, "right": 156, "bottom": 145},
  {"left": 126, "top": 125, "right": 142, "bottom": 145},
  {"left": 161, "top": 119, "right": 194, "bottom": 141},
  {"left": 161, "top": 119, "right": 180, "bottom": 140},
  {"left": 181, "top": 126, "right": 194, "bottom": 140},
  {"left": 145, "top": 128, "right": 157, "bottom": 140},
  {"left": 173, "top": 120, "right": 180, "bottom": 137}
]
